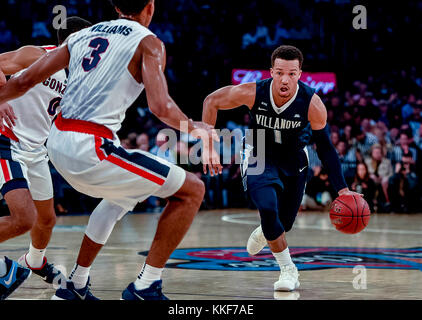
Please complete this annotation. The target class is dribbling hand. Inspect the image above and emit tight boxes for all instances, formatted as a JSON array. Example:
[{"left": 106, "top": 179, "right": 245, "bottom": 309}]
[{"left": 338, "top": 188, "right": 363, "bottom": 198}]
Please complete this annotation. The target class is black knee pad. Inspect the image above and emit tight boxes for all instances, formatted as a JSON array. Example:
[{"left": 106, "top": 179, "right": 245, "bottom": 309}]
[
  {"left": 249, "top": 185, "right": 285, "bottom": 241},
  {"left": 283, "top": 223, "right": 293, "bottom": 233},
  {"left": 259, "top": 207, "right": 284, "bottom": 241}
]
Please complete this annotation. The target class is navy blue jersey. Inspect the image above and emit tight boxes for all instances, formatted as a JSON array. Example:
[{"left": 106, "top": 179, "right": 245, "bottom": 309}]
[{"left": 244, "top": 78, "right": 315, "bottom": 178}]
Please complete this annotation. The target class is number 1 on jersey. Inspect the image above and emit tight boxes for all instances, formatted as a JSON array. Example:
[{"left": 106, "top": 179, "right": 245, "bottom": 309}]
[
  {"left": 274, "top": 130, "right": 282, "bottom": 144},
  {"left": 82, "top": 38, "right": 109, "bottom": 72}
]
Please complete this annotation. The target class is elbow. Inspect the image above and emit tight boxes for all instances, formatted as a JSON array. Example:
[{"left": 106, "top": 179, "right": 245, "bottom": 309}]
[
  {"left": 203, "top": 94, "right": 212, "bottom": 107},
  {"left": 204, "top": 94, "right": 216, "bottom": 109},
  {"left": 203, "top": 95, "right": 219, "bottom": 114},
  {"left": 149, "top": 102, "right": 168, "bottom": 119}
]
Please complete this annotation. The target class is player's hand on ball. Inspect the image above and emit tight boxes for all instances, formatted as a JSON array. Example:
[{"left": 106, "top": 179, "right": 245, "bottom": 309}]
[
  {"left": 338, "top": 188, "right": 363, "bottom": 198},
  {"left": 0, "top": 103, "right": 17, "bottom": 130}
]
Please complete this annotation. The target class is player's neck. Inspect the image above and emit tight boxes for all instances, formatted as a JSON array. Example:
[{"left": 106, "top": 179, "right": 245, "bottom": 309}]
[
  {"left": 119, "top": 14, "right": 148, "bottom": 27},
  {"left": 272, "top": 86, "right": 296, "bottom": 108}
]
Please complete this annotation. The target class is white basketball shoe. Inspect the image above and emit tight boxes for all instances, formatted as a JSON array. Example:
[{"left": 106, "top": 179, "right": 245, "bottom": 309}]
[
  {"left": 274, "top": 264, "right": 300, "bottom": 292},
  {"left": 246, "top": 226, "right": 267, "bottom": 255}
]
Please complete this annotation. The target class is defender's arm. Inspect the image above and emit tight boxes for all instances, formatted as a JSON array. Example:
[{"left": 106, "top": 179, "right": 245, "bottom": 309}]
[
  {"left": 0, "top": 45, "right": 70, "bottom": 106},
  {"left": 141, "top": 35, "right": 217, "bottom": 139},
  {"left": 0, "top": 46, "right": 46, "bottom": 76}
]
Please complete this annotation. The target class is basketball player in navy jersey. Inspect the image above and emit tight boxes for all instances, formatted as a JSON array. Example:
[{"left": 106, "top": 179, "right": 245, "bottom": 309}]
[{"left": 203, "top": 45, "right": 361, "bottom": 291}]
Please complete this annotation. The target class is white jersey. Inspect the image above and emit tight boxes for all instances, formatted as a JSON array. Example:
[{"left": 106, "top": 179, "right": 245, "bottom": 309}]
[
  {"left": 62, "top": 19, "right": 155, "bottom": 137},
  {"left": 7, "top": 46, "right": 67, "bottom": 152}
]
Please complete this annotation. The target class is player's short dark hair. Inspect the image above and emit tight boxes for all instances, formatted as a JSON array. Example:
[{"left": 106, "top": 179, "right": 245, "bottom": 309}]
[
  {"left": 57, "top": 17, "right": 92, "bottom": 45},
  {"left": 110, "top": 0, "right": 151, "bottom": 15},
  {"left": 271, "top": 45, "right": 304, "bottom": 69}
]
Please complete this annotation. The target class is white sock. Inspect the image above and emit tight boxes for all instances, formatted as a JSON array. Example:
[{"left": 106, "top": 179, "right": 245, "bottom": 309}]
[
  {"left": 25, "top": 243, "right": 46, "bottom": 268},
  {"left": 68, "top": 264, "right": 91, "bottom": 289},
  {"left": 0, "top": 258, "right": 7, "bottom": 277},
  {"left": 272, "top": 247, "right": 293, "bottom": 268},
  {"left": 134, "top": 263, "right": 164, "bottom": 290}
]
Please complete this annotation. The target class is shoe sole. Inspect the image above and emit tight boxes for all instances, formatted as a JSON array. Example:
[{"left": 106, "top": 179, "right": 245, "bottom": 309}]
[
  {"left": 51, "top": 295, "right": 65, "bottom": 300},
  {"left": 274, "top": 280, "right": 300, "bottom": 292}
]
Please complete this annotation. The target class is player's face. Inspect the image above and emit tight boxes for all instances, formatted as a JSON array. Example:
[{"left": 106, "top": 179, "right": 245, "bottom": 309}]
[{"left": 271, "top": 59, "right": 302, "bottom": 99}]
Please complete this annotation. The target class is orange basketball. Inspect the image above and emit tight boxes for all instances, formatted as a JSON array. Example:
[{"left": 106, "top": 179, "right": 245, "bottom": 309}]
[{"left": 329, "top": 194, "right": 371, "bottom": 234}]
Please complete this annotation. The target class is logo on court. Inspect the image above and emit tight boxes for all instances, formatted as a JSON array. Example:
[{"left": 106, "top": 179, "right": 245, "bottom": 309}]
[{"left": 139, "top": 247, "right": 422, "bottom": 271}]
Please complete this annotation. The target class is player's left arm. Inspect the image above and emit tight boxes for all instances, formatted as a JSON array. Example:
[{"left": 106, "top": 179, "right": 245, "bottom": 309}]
[
  {"left": 0, "top": 44, "right": 70, "bottom": 106},
  {"left": 0, "top": 46, "right": 46, "bottom": 76},
  {"left": 308, "top": 94, "right": 361, "bottom": 197},
  {"left": 0, "top": 46, "right": 47, "bottom": 129}
]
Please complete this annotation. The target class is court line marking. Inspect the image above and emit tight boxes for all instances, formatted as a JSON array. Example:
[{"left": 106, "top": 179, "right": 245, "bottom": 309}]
[{"left": 221, "top": 213, "right": 422, "bottom": 235}]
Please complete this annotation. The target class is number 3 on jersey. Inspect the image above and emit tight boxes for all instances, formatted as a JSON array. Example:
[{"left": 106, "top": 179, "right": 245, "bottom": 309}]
[{"left": 82, "top": 38, "right": 109, "bottom": 72}]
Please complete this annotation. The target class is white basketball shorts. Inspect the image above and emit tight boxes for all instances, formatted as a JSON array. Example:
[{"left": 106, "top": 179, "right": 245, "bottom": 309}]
[
  {"left": 47, "top": 115, "right": 186, "bottom": 212},
  {"left": 0, "top": 128, "right": 53, "bottom": 201}
]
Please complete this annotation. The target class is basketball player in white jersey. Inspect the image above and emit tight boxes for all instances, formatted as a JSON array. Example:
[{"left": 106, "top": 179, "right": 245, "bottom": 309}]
[
  {"left": 0, "top": 17, "right": 92, "bottom": 300},
  {"left": 0, "top": 0, "right": 217, "bottom": 300}
]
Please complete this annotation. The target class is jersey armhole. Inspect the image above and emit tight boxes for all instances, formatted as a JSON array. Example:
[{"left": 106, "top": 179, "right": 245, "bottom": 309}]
[{"left": 250, "top": 79, "right": 267, "bottom": 110}]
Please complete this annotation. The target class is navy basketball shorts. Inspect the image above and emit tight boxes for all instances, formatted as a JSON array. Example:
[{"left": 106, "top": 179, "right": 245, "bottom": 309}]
[{"left": 246, "top": 160, "right": 308, "bottom": 240}]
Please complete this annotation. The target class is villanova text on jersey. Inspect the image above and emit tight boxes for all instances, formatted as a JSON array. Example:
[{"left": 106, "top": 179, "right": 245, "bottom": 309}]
[
  {"left": 246, "top": 78, "right": 315, "bottom": 176},
  {"left": 255, "top": 114, "right": 302, "bottom": 130}
]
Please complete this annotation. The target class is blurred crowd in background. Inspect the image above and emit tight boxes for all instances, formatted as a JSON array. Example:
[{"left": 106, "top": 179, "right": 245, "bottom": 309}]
[{"left": 1, "top": 0, "right": 422, "bottom": 215}]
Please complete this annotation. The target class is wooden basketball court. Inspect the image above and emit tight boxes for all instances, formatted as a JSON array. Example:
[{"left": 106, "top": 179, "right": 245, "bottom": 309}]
[{"left": 2, "top": 209, "right": 422, "bottom": 300}]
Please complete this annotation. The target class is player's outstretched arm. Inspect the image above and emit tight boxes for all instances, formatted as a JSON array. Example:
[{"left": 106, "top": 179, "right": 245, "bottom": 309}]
[
  {"left": 202, "top": 83, "right": 256, "bottom": 127},
  {"left": 0, "top": 45, "right": 70, "bottom": 106},
  {"left": 141, "top": 35, "right": 217, "bottom": 143},
  {"left": 308, "top": 94, "right": 361, "bottom": 197},
  {"left": 0, "top": 46, "right": 46, "bottom": 76},
  {"left": 201, "top": 83, "right": 256, "bottom": 175}
]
